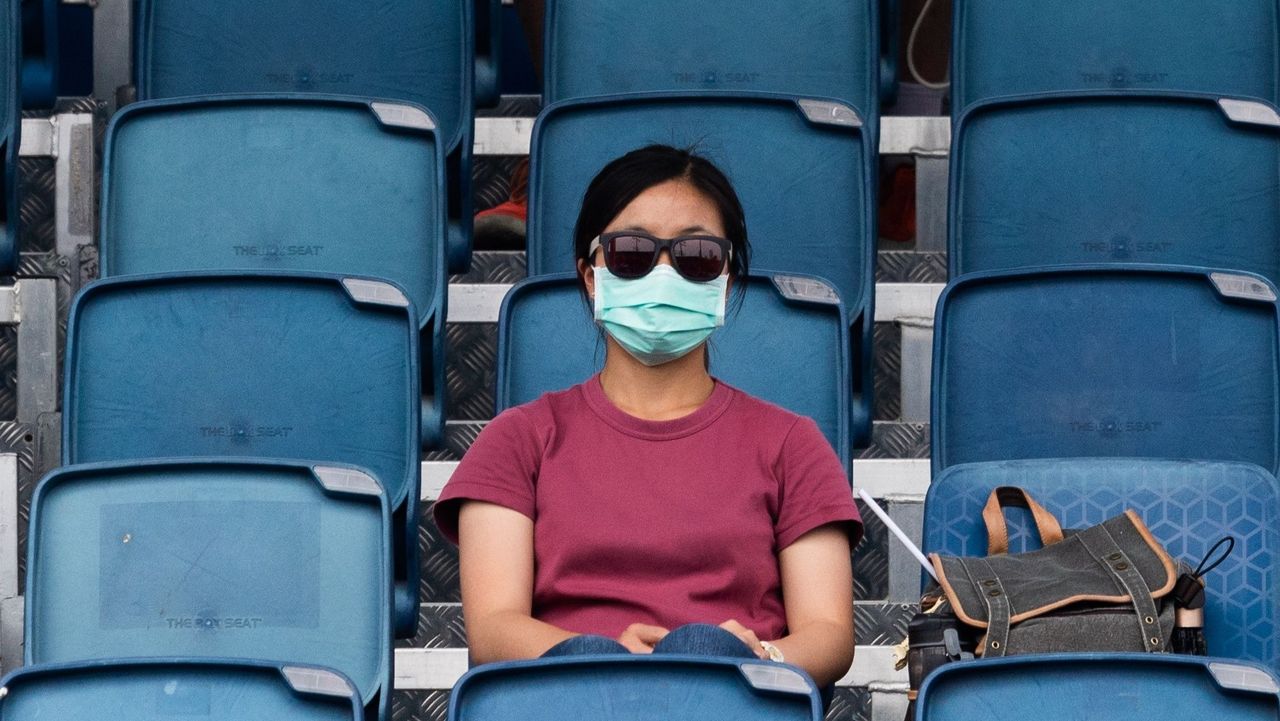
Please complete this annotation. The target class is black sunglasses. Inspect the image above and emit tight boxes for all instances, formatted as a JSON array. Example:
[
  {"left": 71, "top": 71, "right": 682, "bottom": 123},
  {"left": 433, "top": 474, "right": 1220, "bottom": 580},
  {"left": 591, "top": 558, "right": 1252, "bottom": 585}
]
[{"left": 590, "top": 231, "right": 732, "bottom": 283}]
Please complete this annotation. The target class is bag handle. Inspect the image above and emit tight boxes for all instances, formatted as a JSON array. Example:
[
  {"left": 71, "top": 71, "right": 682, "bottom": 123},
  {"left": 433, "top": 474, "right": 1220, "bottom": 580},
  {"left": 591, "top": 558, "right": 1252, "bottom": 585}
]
[{"left": 983, "top": 486, "right": 1065, "bottom": 555}]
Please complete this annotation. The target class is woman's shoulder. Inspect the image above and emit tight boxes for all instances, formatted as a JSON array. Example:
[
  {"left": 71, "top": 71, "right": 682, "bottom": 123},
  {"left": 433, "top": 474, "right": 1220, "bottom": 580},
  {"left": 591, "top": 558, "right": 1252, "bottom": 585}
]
[
  {"left": 717, "top": 381, "right": 808, "bottom": 429},
  {"left": 492, "top": 378, "right": 595, "bottom": 428}
]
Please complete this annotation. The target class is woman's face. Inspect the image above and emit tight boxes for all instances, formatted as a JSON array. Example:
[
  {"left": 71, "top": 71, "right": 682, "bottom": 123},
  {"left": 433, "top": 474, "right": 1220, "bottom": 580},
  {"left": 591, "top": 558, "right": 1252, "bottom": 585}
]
[{"left": 580, "top": 179, "right": 728, "bottom": 299}]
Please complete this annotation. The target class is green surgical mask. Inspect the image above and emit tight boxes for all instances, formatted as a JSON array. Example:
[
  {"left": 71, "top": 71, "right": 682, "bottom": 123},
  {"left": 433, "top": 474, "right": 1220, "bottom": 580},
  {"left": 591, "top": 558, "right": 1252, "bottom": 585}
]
[{"left": 593, "top": 264, "right": 728, "bottom": 366}]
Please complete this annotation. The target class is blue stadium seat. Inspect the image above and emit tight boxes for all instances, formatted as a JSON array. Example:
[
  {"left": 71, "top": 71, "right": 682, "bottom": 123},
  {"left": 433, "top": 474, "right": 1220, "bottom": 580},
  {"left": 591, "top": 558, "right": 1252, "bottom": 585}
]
[
  {"left": 99, "top": 95, "right": 446, "bottom": 448},
  {"left": 498, "top": 272, "right": 852, "bottom": 465},
  {"left": 1, "top": 0, "right": 16, "bottom": 272},
  {"left": 924, "top": 459, "right": 1280, "bottom": 671},
  {"left": 950, "top": 94, "right": 1280, "bottom": 281},
  {"left": 0, "top": 659, "right": 363, "bottom": 721},
  {"left": 25, "top": 459, "right": 392, "bottom": 720},
  {"left": 917, "top": 655, "right": 1280, "bottom": 721},
  {"left": 450, "top": 656, "right": 824, "bottom": 721},
  {"left": 544, "top": 0, "right": 878, "bottom": 124},
  {"left": 951, "top": 0, "right": 1280, "bottom": 115},
  {"left": 527, "top": 93, "right": 874, "bottom": 443},
  {"left": 474, "top": 0, "right": 501, "bottom": 106},
  {"left": 931, "top": 266, "right": 1280, "bottom": 476},
  {"left": 19, "top": 0, "right": 57, "bottom": 106},
  {"left": 61, "top": 272, "right": 424, "bottom": 638},
  {"left": 134, "top": 0, "right": 477, "bottom": 272}
]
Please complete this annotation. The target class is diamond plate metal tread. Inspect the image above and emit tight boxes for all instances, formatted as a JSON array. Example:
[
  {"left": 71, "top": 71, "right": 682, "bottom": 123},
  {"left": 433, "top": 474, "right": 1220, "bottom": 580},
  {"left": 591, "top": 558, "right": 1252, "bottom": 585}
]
[
  {"left": 872, "top": 322, "right": 900, "bottom": 421},
  {"left": 420, "top": 502, "right": 461, "bottom": 603},
  {"left": 875, "top": 251, "right": 946, "bottom": 284},
  {"left": 472, "top": 156, "right": 524, "bottom": 214},
  {"left": 828, "top": 687, "right": 873, "bottom": 721},
  {"left": 392, "top": 690, "right": 450, "bottom": 721},
  {"left": 397, "top": 603, "right": 467, "bottom": 649},
  {"left": 855, "top": 603, "right": 917, "bottom": 646},
  {"left": 475, "top": 95, "right": 542, "bottom": 120},
  {"left": 858, "top": 422, "right": 930, "bottom": 459},
  {"left": 446, "top": 323, "right": 498, "bottom": 421},
  {"left": 854, "top": 499, "right": 889, "bottom": 601},
  {"left": 450, "top": 250, "right": 527, "bottom": 284}
]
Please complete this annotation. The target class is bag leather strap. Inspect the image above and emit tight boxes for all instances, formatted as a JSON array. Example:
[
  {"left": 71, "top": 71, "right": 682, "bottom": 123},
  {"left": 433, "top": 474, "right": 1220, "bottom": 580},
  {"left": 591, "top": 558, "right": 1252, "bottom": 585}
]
[
  {"left": 967, "top": 557, "right": 1011, "bottom": 657},
  {"left": 1078, "top": 523, "right": 1166, "bottom": 652},
  {"left": 984, "top": 486, "right": 1065, "bottom": 555}
]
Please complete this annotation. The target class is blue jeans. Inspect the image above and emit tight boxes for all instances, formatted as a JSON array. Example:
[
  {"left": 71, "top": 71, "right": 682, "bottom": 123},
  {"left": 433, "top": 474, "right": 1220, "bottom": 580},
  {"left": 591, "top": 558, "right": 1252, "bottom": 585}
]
[
  {"left": 543, "top": 622, "right": 759, "bottom": 658},
  {"left": 542, "top": 623, "right": 834, "bottom": 710}
]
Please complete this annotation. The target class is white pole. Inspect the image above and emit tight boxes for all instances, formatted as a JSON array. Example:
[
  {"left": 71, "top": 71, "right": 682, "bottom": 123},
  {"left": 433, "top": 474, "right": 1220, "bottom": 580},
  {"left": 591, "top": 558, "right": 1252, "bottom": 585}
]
[{"left": 856, "top": 488, "right": 939, "bottom": 582}]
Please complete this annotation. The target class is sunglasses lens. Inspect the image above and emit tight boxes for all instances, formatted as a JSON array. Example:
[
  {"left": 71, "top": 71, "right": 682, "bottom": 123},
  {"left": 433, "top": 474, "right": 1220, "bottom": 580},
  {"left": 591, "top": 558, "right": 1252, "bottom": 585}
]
[
  {"left": 606, "top": 235, "right": 657, "bottom": 278},
  {"left": 673, "top": 238, "right": 726, "bottom": 281}
]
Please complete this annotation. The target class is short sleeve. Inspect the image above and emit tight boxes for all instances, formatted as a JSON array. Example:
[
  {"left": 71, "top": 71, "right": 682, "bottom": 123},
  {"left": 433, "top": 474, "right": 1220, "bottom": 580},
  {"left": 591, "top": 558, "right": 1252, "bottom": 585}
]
[
  {"left": 774, "top": 416, "right": 864, "bottom": 550},
  {"left": 432, "top": 406, "right": 543, "bottom": 545}
]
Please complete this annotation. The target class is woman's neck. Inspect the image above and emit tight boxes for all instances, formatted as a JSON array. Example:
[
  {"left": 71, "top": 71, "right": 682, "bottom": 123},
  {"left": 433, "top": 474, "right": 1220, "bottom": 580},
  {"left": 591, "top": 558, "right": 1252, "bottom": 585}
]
[{"left": 598, "top": 338, "right": 716, "bottom": 421}]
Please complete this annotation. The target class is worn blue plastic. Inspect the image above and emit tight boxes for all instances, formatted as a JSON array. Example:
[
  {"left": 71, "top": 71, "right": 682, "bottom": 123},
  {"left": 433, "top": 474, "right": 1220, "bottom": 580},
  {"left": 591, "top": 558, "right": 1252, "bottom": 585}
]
[
  {"left": 474, "top": 0, "right": 501, "bottom": 105},
  {"left": 950, "top": 92, "right": 1280, "bottom": 281},
  {"left": 924, "top": 459, "right": 1280, "bottom": 672},
  {"left": 497, "top": 272, "right": 852, "bottom": 466},
  {"left": 951, "top": 0, "right": 1280, "bottom": 115},
  {"left": 932, "top": 266, "right": 1280, "bottom": 476},
  {"left": 544, "top": 0, "right": 878, "bottom": 124},
  {"left": 25, "top": 460, "right": 392, "bottom": 719},
  {"left": 135, "top": 0, "right": 475, "bottom": 272},
  {"left": 18, "top": 0, "right": 56, "bottom": 106},
  {"left": 450, "top": 656, "right": 824, "bottom": 721},
  {"left": 62, "top": 272, "right": 424, "bottom": 639},
  {"left": 0, "top": 659, "right": 364, "bottom": 721},
  {"left": 0, "top": 0, "right": 17, "bottom": 272},
  {"left": 527, "top": 93, "right": 874, "bottom": 442},
  {"left": 99, "top": 95, "right": 447, "bottom": 447},
  {"left": 917, "top": 655, "right": 1280, "bottom": 721}
]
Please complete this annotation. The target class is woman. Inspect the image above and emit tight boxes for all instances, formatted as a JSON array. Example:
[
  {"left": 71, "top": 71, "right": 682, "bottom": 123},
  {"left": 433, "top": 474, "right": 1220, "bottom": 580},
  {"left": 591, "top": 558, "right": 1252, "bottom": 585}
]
[{"left": 435, "top": 145, "right": 862, "bottom": 691}]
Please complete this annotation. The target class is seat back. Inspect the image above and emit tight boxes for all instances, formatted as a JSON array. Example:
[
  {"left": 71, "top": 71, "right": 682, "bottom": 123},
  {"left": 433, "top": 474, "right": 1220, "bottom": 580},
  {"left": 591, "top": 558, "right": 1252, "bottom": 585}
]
[
  {"left": 951, "top": 0, "right": 1280, "bottom": 114},
  {"left": 950, "top": 94, "right": 1280, "bottom": 281},
  {"left": 498, "top": 272, "right": 852, "bottom": 465},
  {"left": 99, "top": 97, "right": 447, "bottom": 446},
  {"left": 18, "top": 0, "right": 57, "bottom": 106},
  {"left": 924, "top": 459, "right": 1280, "bottom": 671},
  {"left": 544, "top": 0, "right": 878, "bottom": 121},
  {"left": 450, "top": 656, "right": 823, "bottom": 721},
  {"left": 25, "top": 460, "right": 392, "bottom": 717},
  {"left": 134, "top": 0, "right": 471, "bottom": 156},
  {"left": 134, "top": 0, "right": 476, "bottom": 273},
  {"left": 101, "top": 97, "right": 446, "bottom": 331},
  {"left": 62, "top": 272, "right": 422, "bottom": 636},
  {"left": 0, "top": 0, "right": 17, "bottom": 273},
  {"left": 528, "top": 93, "right": 873, "bottom": 317},
  {"left": 0, "top": 660, "right": 362, "bottom": 721},
  {"left": 932, "top": 266, "right": 1280, "bottom": 476},
  {"left": 526, "top": 94, "right": 874, "bottom": 439},
  {"left": 918, "top": 655, "right": 1280, "bottom": 721}
]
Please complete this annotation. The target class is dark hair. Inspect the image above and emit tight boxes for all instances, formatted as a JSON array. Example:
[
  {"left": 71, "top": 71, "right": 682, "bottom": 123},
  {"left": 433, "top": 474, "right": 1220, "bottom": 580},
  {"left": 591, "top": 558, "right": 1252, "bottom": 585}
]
[{"left": 573, "top": 145, "right": 751, "bottom": 298}]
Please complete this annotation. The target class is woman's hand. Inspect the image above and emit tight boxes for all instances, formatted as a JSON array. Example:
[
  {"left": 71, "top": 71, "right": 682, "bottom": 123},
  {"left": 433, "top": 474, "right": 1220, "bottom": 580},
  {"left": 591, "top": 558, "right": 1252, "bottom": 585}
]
[
  {"left": 617, "top": 623, "right": 669, "bottom": 653},
  {"left": 719, "top": 619, "right": 770, "bottom": 659}
]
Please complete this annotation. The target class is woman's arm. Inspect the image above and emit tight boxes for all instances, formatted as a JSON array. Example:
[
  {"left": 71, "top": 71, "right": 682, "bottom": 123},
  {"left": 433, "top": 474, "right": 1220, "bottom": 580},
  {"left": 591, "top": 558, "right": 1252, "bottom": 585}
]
[
  {"left": 769, "top": 523, "right": 855, "bottom": 687},
  {"left": 458, "top": 500, "right": 579, "bottom": 663}
]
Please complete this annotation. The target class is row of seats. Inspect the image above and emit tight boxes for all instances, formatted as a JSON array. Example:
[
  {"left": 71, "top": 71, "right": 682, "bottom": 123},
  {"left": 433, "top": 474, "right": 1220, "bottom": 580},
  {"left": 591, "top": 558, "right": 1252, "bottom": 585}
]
[
  {"left": 915, "top": 0, "right": 1280, "bottom": 709},
  {"left": 6, "top": 1, "right": 467, "bottom": 719}
]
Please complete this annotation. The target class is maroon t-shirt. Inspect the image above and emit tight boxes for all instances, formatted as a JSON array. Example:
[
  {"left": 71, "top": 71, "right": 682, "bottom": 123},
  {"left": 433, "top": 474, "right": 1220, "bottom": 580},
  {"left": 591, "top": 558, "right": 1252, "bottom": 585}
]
[{"left": 434, "top": 375, "right": 862, "bottom": 641}]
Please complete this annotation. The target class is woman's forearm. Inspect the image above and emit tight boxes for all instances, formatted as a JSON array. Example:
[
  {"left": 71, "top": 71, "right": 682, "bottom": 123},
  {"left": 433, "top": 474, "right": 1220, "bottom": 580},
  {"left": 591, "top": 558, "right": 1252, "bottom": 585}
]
[
  {"left": 465, "top": 609, "right": 580, "bottom": 665},
  {"left": 770, "top": 620, "right": 855, "bottom": 688}
]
